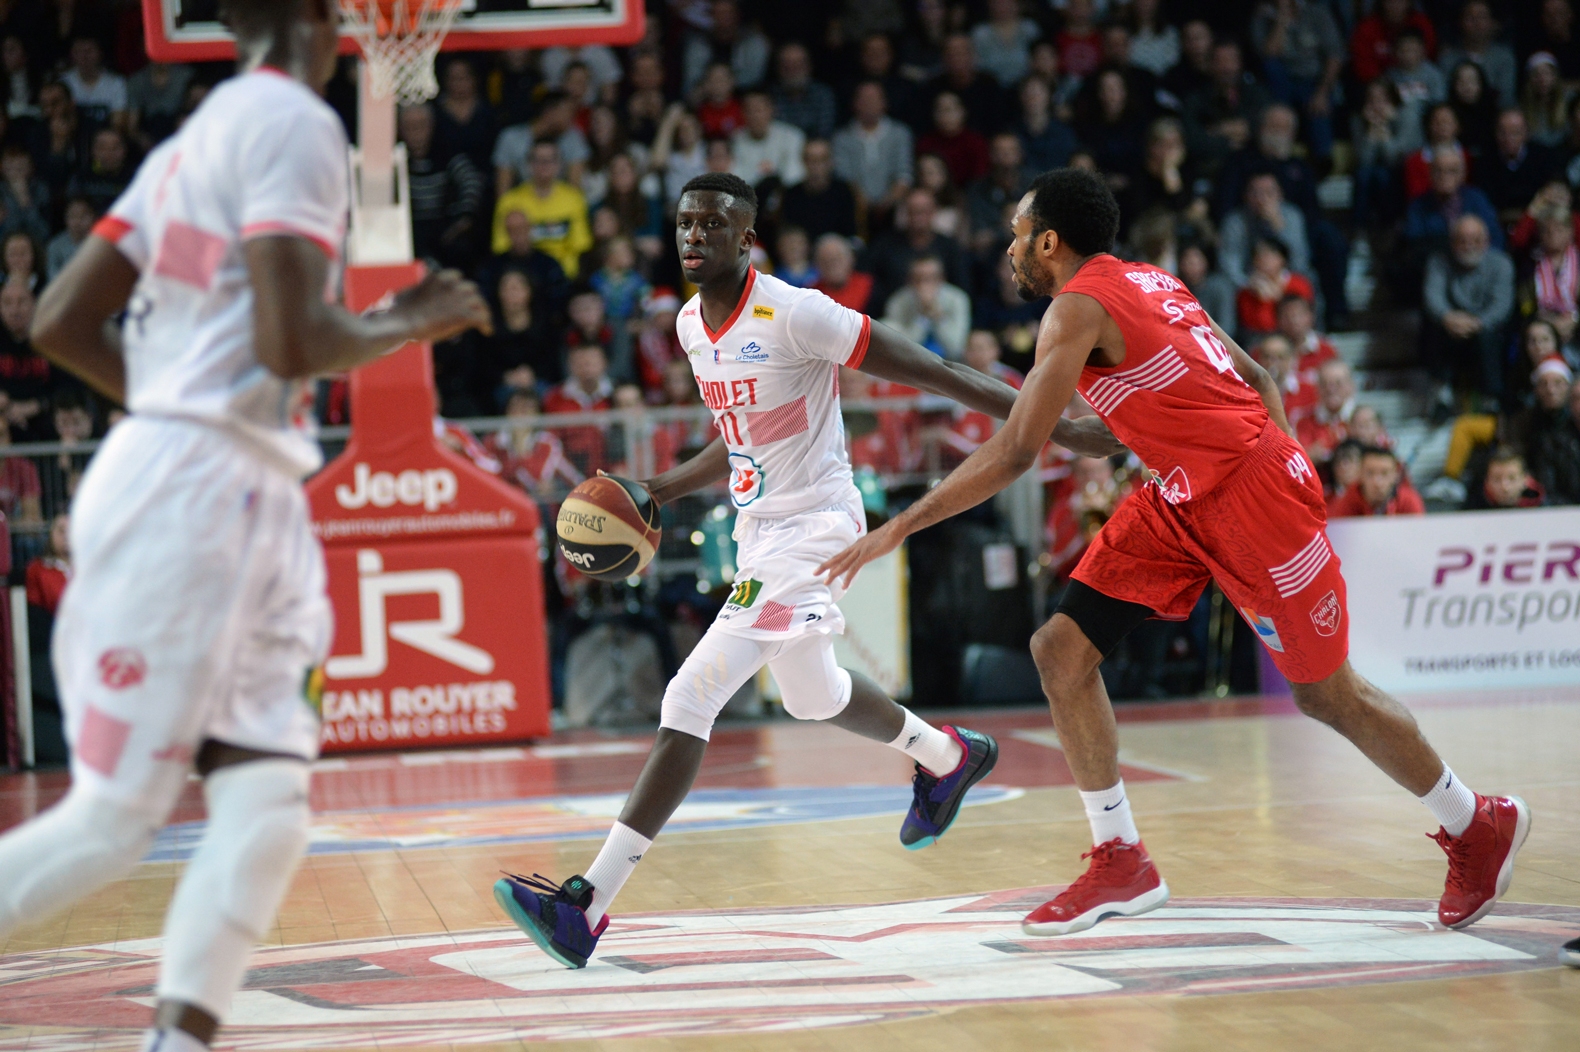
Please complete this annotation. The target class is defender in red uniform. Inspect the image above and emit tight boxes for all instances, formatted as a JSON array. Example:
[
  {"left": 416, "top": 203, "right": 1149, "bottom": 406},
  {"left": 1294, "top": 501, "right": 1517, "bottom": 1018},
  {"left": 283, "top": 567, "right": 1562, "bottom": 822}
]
[{"left": 821, "top": 168, "right": 1528, "bottom": 937}]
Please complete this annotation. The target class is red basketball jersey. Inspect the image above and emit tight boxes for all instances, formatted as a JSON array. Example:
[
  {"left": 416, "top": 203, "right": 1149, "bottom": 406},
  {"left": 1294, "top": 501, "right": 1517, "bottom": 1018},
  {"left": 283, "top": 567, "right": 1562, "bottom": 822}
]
[{"left": 1060, "top": 255, "right": 1268, "bottom": 504}]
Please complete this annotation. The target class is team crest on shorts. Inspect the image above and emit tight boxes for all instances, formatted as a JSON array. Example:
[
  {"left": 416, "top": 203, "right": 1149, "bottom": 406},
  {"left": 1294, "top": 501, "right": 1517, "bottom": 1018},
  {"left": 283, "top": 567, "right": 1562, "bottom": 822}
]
[
  {"left": 727, "top": 579, "right": 763, "bottom": 609},
  {"left": 1309, "top": 590, "right": 1341, "bottom": 637},
  {"left": 1239, "top": 607, "right": 1284, "bottom": 652},
  {"left": 98, "top": 647, "right": 147, "bottom": 690},
  {"left": 1157, "top": 466, "right": 1192, "bottom": 504},
  {"left": 728, "top": 452, "right": 765, "bottom": 506}
]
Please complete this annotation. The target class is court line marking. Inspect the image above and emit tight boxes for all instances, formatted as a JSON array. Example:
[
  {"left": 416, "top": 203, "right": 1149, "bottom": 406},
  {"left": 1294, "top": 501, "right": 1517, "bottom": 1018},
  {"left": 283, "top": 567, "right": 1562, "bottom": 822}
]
[{"left": 1010, "top": 729, "right": 1209, "bottom": 782}]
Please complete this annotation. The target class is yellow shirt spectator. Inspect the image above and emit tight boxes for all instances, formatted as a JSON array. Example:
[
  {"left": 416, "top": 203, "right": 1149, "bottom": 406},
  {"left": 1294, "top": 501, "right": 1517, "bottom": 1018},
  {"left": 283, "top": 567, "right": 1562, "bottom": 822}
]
[{"left": 492, "top": 180, "right": 593, "bottom": 278}]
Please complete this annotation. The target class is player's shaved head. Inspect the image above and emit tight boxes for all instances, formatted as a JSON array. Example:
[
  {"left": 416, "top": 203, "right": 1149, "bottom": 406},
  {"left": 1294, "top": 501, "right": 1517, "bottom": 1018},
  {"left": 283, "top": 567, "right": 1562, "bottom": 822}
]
[{"left": 680, "top": 172, "right": 759, "bottom": 224}]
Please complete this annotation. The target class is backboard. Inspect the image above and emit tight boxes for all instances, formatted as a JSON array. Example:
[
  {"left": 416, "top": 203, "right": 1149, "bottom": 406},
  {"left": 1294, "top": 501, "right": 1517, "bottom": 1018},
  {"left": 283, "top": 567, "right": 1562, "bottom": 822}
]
[{"left": 142, "top": 0, "right": 645, "bottom": 62}]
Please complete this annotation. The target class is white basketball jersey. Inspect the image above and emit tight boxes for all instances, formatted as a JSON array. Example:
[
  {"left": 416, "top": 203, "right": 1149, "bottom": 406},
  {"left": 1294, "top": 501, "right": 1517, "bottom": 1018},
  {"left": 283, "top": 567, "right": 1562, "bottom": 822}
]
[
  {"left": 96, "top": 68, "right": 350, "bottom": 477},
  {"left": 677, "top": 269, "right": 869, "bottom": 518}
]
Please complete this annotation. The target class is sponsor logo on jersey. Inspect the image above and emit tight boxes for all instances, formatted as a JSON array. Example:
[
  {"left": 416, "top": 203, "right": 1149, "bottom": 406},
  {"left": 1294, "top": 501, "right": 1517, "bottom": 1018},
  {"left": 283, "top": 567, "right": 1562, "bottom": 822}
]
[
  {"left": 752, "top": 305, "right": 775, "bottom": 319},
  {"left": 736, "top": 340, "right": 769, "bottom": 363},
  {"left": 1310, "top": 589, "right": 1342, "bottom": 637},
  {"left": 1159, "top": 297, "right": 1205, "bottom": 325},
  {"left": 727, "top": 578, "right": 764, "bottom": 608},
  {"left": 728, "top": 452, "right": 766, "bottom": 506},
  {"left": 98, "top": 647, "right": 148, "bottom": 689},
  {"left": 1239, "top": 607, "right": 1285, "bottom": 652},
  {"left": 1157, "top": 465, "right": 1192, "bottom": 504}
]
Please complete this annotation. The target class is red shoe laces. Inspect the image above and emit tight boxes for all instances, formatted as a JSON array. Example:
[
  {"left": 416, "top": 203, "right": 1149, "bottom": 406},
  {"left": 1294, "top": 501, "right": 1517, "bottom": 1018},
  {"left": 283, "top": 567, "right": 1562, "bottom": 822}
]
[
  {"left": 1062, "top": 839, "right": 1128, "bottom": 894},
  {"left": 1430, "top": 829, "right": 1474, "bottom": 894}
]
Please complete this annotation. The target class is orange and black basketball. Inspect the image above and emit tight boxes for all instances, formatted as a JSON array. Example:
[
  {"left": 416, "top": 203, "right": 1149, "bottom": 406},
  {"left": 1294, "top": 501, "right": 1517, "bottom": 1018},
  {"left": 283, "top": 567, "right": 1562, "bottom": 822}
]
[{"left": 556, "top": 475, "right": 662, "bottom": 580}]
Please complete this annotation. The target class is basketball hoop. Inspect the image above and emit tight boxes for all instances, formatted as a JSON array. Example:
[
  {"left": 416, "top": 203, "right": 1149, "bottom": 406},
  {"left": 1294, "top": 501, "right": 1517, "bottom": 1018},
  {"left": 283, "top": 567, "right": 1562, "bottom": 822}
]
[{"left": 338, "top": 0, "right": 464, "bottom": 103}]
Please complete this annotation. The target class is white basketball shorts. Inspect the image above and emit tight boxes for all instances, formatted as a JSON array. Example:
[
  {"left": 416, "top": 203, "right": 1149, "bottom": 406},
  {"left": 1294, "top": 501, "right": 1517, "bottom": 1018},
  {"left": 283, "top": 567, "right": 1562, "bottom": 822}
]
[
  {"left": 711, "top": 492, "right": 865, "bottom": 641},
  {"left": 53, "top": 416, "right": 331, "bottom": 807}
]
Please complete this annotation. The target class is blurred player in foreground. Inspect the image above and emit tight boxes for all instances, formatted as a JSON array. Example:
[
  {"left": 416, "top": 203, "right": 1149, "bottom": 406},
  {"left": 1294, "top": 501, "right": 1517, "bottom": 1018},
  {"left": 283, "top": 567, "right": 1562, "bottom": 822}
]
[
  {"left": 0, "top": 2, "right": 489, "bottom": 1049},
  {"left": 820, "top": 167, "right": 1528, "bottom": 939}
]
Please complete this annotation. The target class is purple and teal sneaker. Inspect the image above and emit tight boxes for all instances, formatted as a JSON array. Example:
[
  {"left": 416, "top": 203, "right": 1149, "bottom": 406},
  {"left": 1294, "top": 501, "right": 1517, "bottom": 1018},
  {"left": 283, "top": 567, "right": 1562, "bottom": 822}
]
[
  {"left": 494, "top": 872, "right": 608, "bottom": 968},
  {"left": 900, "top": 725, "right": 998, "bottom": 850}
]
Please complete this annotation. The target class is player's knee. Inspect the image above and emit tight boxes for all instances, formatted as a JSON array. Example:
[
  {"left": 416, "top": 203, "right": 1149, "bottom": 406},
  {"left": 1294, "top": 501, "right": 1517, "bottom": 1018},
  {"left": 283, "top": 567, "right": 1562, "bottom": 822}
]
[
  {"left": 1031, "top": 616, "right": 1100, "bottom": 685},
  {"left": 659, "top": 674, "right": 721, "bottom": 741},
  {"left": 1290, "top": 680, "right": 1346, "bottom": 726},
  {"left": 780, "top": 665, "right": 851, "bottom": 722},
  {"left": 51, "top": 786, "right": 165, "bottom": 862},
  {"left": 200, "top": 760, "right": 312, "bottom": 939}
]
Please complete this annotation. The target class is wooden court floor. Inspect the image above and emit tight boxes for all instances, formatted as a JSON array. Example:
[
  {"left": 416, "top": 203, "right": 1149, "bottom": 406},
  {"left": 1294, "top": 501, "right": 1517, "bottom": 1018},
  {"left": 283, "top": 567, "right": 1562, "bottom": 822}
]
[{"left": 1, "top": 688, "right": 1576, "bottom": 1051}]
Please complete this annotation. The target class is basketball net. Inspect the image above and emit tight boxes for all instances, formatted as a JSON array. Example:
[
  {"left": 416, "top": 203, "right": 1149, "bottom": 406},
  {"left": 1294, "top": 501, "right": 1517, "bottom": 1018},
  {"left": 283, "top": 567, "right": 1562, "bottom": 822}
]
[{"left": 338, "top": 0, "right": 464, "bottom": 103}]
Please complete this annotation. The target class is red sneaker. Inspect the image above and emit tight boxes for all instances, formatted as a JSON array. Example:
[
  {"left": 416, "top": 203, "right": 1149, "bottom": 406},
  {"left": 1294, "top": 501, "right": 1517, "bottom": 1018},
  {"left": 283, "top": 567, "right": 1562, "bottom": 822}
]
[
  {"left": 1022, "top": 838, "right": 1170, "bottom": 936},
  {"left": 1431, "top": 794, "right": 1530, "bottom": 930}
]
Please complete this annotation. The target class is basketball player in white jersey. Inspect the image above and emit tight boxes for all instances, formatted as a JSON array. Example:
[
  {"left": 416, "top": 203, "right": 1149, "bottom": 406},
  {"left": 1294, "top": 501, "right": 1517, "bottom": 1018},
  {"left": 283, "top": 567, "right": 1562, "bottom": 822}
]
[
  {"left": 0, "top": 2, "right": 490, "bottom": 1049},
  {"left": 497, "top": 173, "right": 1103, "bottom": 969}
]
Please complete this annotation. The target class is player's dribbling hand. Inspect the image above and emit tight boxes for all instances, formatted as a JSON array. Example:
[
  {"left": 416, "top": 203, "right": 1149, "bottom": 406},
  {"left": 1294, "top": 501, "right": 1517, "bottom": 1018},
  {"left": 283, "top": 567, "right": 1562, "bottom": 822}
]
[
  {"left": 395, "top": 269, "right": 494, "bottom": 343},
  {"left": 816, "top": 520, "right": 904, "bottom": 590}
]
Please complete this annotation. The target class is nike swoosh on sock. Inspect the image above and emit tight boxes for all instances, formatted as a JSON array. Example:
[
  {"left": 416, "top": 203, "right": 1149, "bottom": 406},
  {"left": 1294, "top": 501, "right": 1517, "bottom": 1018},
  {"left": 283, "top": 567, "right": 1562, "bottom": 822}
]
[{"left": 1103, "top": 798, "right": 1126, "bottom": 811}]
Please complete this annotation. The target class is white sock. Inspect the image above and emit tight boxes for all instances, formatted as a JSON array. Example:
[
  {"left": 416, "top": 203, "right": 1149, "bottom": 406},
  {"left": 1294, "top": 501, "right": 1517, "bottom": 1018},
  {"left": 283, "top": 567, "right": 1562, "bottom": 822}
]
[
  {"left": 140, "top": 1027, "right": 207, "bottom": 1051},
  {"left": 583, "top": 822, "right": 653, "bottom": 927},
  {"left": 1418, "top": 766, "right": 1477, "bottom": 837},
  {"left": 889, "top": 709, "right": 964, "bottom": 776},
  {"left": 1080, "top": 781, "right": 1140, "bottom": 845}
]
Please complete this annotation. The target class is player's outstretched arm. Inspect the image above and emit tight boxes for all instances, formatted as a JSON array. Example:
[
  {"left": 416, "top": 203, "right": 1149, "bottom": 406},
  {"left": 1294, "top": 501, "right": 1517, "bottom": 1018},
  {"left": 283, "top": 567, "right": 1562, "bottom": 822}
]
[
  {"left": 639, "top": 436, "right": 729, "bottom": 506},
  {"left": 245, "top": 235, "right": 493, "bottom": 380},
  {"left": 858, "top": 321, "right": 1019, "bottom": 419},
  {"left": 31, "top": 236, "right": 139, "bottom": 404},
  {"left": 1051, "top": 413, "right": 1127, "bottom": 457},
  {"left": 1211, "top": 317, "right": 1293, "bottom": 438},
  {"left": 819, "top": 294, "right": 1099, "bottom": 588}
]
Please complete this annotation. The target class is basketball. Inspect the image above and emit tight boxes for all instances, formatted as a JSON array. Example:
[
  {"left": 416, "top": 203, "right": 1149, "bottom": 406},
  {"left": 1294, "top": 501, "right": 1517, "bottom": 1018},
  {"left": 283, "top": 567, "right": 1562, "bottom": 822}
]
[{"left": 556, "top": 475, "right": 662, "bottom": 580}]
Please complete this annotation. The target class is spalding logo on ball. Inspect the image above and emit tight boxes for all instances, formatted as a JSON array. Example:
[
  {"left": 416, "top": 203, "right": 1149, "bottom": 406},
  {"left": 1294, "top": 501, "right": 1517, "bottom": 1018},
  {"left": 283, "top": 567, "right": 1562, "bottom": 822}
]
[{"left": 556, "top": 475, "right": 662, "bottom": 580}]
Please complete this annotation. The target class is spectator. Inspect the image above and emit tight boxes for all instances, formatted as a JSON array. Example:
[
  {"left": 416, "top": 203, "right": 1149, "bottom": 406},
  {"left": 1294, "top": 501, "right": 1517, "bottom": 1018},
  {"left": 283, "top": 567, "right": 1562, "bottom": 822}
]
[
  {"left": 1055, "top": 0, "right": 1104, "bottom": 81},
  {"left": 1522, "top": 52, "right": 1572, "bottom": 149},
  {"left": 634, "top": 289, "right": 685, "bottom": 401},
  {"left": 480, "top": 268, "right": 562, "bottom": 403},
  {"left": 1349, "top": 0, "right": 1437, "bottom": 86},
  {"left": 1346, "top": 404, "right": 1391, "bottom": 450},
  {"left": 966, "top": 134, "right": 1030, "bottom": 255},
  {"left": 1403, "top": 150, "right": 1502, "bottom": 257},
  {"left": 60, "top": 37, "right": 127, "bottom": 130},
  {"left": 1120, "top": 118, "right": 1206, "bottom": 238},
  {"left": 24, "top": 512, "right": 68, "bottom": 615},
  {"left": 1177, "top": 240, "right": 1238, "bottom": 341},
  {"left": 1297, "top": 357, "right": 1356, "bottom": 464},
  {"left": 1437, "top": 1, "right": 1516, "bottom": 111},
  {"left": 1252, "top": 0, "right": 1344, "bottom": 161},
  {"left": 773, "top": 226, "right": 816, "bottom": 287},
  {"left": 975, "top": 254, "right": 1048, "bottom": 366},
  {"left": 45, "top": 196, "right": 93, "bottom": 280},
  {"left": 1074, "top": 70, "right": 1148, "bottom": 186},
  {"left": 1465, "top": 447, "right": 1545, "bottom": 509},
  {"left": 492, "top": 91, "right": 589, "bottom": 199},
  {"left": 480, "top": 208, "right": 570, "bottom": 322},
  {"left": 1532, "top": 201, "right": 1580, "bottom": 350},
  {"left": 41, "top": 387, "right": 90, "bottom": 507},
  {"left": 1013, "top": 75, "right": 1079, "bottom": 174},
  {"left": 971, "top": 0, "right": 1041, "bottom": 88},
  {"left": 1, "top": 36, "right": 40, "bottom": 123},
  {"left": 1330, "top": 447, "right": 1425, "bottom": 516},
  {"left": 812, "top": 233, "right": 873, "bottom": 313},
  {"left": 1184, "top": 40, "right": 1272, "bottom": 176},
  {"left": 863, "top": 186, "right": 970, "bottom": 309},
  {"left": 1402, "top": 103, "right": 1467, "bottom": 201},
  {"left": 565, "top": 287, "right": 615, "bottom": 360},
  {"left": 1218, "top": 172, "right": 1311, "bottom": 288},
  {"left": 544, "top": 343, "right": 615, "bottom": 475},
  {"left": 882, "top": 255, "right": 971, "bottom": 360},
  {"left": 1253, "top": 332, "right": 1317, "bottom": 427},
  {"left": 847, "top": 32, "right": 916, "bottom": 132},
  {"left": 692, "top": 62, "right": 746, "bottom": 140},
  {"left": 1529, "top": 375, "right": 1580, "bottom": 504},
  {"left": 126, "top": 61, "right": 190, "bottom": 148},
  {"left": 1446, "top": 61, "right": 1498, "bottom": 163},
  {"left": 66, "top": 127, "right": 132, "bottom": 214},
  {"left": 649, "top": 358, "right": 716, "bottom": 473},
  {"left": 3, "top": 231, "right": 39, "bottom": 292},
  {"left": 0, "top": 279, "right": 49, "bottom": 440},
  {"left": 917, "top": 91, "right": 989, "bottom": 190},
  {"left": 0, "top": 418, "right": 40, "bottom": 524},
  {"left": 841, "top": 366, "right": 922, "bottom": 475},
  {"left": 1533, "top": 0, "right": 1580, "bottom": 80},
  {"left": 1516, "top": 352, "right": 1575, "bottom": 455},
  {"left": 922, "top": 34, "right": 1006, "bottom": 135},
  {"left": 1384, "top": 29, "right": 1444, "bottom": 112},
  {"left": 491, "top": 387, "right": 585, "bottom": 499},
  {"left": 38, "top": 86, "right": 85, "bottom": 192},
  {"left": 780, "top": 138, "right": 858, "bottom": 241},
  {"left": 943, "top": 329, "right": 1024, "bottom": 463},
  {"left": 650, "top": 104, "right": 708, "bottom": 206},
  {"left": 541, "top": 44, "right": 623, "bottom": 102},
  {"left": 730, "top": 90, "right": 805, "bottom": 188},
  {"left": 596, "top": 153, "right": 662, "bottom": 255},
  {"left": 831, "top": 81, "right": 914, "bottom": 226},
  {"left": 1126, "top": 0, "right": 1180, "bottom": 79},
  {"left": 1235, "top": 236, "right": 1314, "bottom": 337},
  {"left": 400, "top": 103, "right": 485, "bottom": 270},
  {"left": 578, "top": 106, "right": 634, "bottom": 208},
  {"left": 1162, "top": 20, "right": 1215, "bottom": 103},
  {"left": 1481, "top": 109, "right": 1559, "bottom": 221},
  {"left": 492, "top": 140, "right": 594, "bottom": 279},
  {"left": 0, "top": 142, "right": 48, "bottom": 243},
  {"left": 1325, "top": 438, "right": 1364, "bottom": 512},
  {"left": 681, "top": 0, "right": 769, "bottom": 95},
  {"left": 1276, "top": 292, "right": 1337, "bottom": 383},
  {"left": 591, "top": 235, "right": 649, "bottom": 372},
  {"left": 1422, "top": 213, "right": 1515, "bottom": 409},
  {"left": 1352, "top": 81, "right": 1418, "bottom": 228},
  {"left": 623, "top": 48, "right": 667, "bottom": 147},
  {"left": 770, "top": 42, "right": 835, "bottom": 141}
]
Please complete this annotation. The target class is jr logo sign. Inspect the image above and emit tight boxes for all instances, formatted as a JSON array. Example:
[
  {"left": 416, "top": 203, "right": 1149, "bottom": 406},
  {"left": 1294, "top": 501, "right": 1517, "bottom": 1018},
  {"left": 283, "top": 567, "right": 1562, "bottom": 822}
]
[{"left": 326, "top": 549, "right": 494, "bottom": 679}]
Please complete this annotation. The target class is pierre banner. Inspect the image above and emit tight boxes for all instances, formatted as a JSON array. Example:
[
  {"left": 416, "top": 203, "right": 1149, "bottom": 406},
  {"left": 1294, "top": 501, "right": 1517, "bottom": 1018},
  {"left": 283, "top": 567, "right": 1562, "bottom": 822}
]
[{"left": 1326, "top": 506, "right": 1580, "bottom": 692}]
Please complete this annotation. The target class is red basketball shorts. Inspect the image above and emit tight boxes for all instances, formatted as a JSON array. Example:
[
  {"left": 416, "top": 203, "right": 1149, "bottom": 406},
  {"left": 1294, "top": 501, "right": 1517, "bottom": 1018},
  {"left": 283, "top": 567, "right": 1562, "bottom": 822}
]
[{"left": 1071, "top": 421, "right": 1349, "bottom": 683}]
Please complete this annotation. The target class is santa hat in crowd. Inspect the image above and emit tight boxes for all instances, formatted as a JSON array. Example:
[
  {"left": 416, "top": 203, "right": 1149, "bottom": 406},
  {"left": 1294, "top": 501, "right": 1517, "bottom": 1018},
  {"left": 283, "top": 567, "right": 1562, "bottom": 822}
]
[{"left": 1533, "top": 356, "right": 1573, "bottom": 385}]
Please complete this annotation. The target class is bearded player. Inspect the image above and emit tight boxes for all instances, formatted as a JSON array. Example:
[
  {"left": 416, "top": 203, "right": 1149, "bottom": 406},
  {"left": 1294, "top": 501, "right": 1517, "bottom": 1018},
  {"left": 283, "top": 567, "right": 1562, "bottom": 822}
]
[
  {"left": 497, "top": 173, "right": 1106, "bottom": 969},
  {"left": 0, "top": 2, "right": 490, "bottom": 1050},
  {"left": 821, "top": 168, "right": 1527, "bottom": 938}
]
